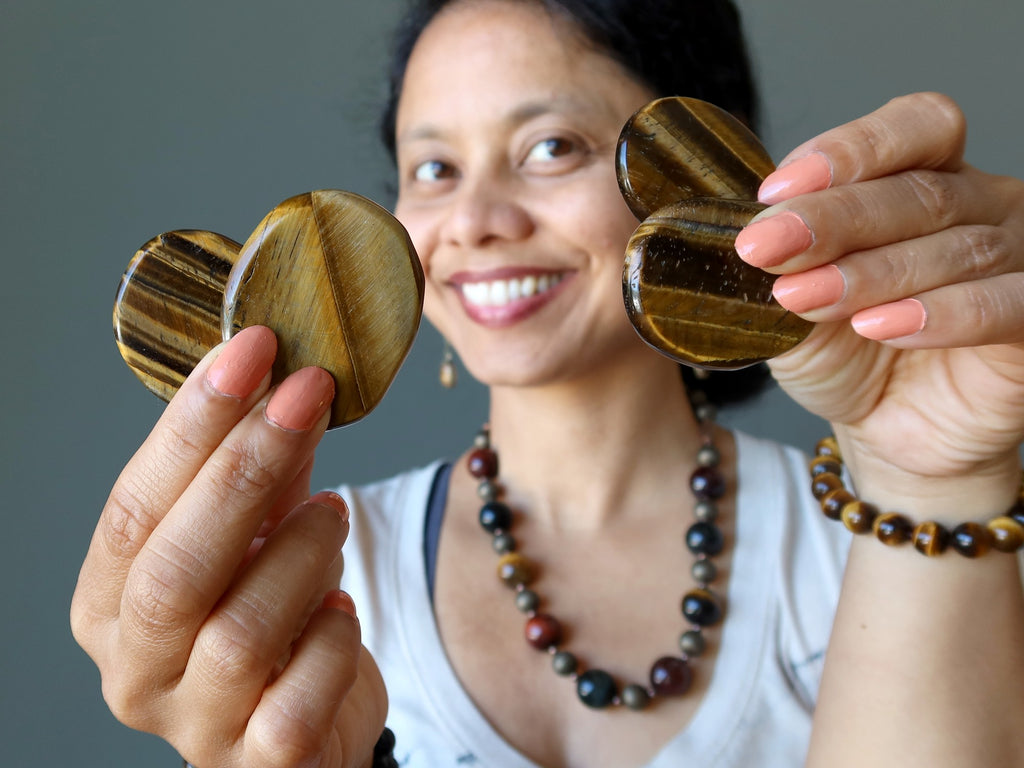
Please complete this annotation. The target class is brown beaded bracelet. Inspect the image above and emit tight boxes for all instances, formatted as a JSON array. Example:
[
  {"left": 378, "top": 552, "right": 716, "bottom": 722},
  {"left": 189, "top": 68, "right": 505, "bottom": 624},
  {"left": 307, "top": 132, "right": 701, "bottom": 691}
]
[{"left": 810, "top": 436, "right": 1024, "bottom": 557}]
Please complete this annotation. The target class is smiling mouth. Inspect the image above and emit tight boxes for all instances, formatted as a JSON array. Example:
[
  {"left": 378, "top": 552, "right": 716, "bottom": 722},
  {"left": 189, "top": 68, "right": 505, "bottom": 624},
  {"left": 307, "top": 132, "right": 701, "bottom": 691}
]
[{"left": 459, "top": 272, "right": 566, "bottom": 307}]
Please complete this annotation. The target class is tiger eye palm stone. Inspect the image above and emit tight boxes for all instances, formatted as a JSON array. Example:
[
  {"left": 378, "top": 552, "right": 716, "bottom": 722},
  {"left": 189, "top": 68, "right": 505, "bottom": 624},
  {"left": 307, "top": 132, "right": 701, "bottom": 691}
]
[
  {"left": 113, "top": 190, "right": 424, "bottom": 429},
  {"left": 616, "top": 97, "right": 812, "bottom": 368}
]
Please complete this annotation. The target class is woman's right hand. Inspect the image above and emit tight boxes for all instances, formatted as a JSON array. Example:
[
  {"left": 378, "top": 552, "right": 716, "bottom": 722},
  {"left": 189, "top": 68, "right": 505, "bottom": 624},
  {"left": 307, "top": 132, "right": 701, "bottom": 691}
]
[{"left": 71, "top": 325, "right": 387, "bottom": 768}]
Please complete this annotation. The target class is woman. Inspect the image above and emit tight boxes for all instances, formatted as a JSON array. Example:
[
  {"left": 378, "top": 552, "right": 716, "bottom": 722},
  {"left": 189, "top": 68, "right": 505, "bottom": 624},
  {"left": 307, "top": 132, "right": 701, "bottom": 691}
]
[{"left": 71, "top": 0, "right": 1024, "bottom": 766}]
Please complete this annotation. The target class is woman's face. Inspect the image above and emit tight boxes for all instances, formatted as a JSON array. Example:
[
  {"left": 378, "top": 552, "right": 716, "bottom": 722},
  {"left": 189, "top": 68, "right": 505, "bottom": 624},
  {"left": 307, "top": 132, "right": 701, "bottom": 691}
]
[{"left": 393, "top": 0, "right": 657, "bottom": 387}]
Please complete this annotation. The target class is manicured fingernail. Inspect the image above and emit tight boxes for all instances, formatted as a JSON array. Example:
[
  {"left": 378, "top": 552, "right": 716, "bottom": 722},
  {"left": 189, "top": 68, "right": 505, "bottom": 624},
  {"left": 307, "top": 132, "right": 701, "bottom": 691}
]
[
  {"left": 851, "top": 299, "right": 927, "bottom": 340},
  {"left": 322, "top": 589, "right": 357, "bottom": 619},
  {"left": 265, "top": 367, "right": 335, "bottom": 431},
  {"left": 758, "top": 152, "right": 833, "bottom": 204},
  {"left": 206, "top": 325, "right": 277, "bottom": 398},
  {"left": 309, "top": 490, "right": 350, "bottom": 524},
  {"left": 772, "top": 265, "right": 847, "bottom": 313},
  {"left": 735, "top": 211, "right": 814, "bottom": 268}
]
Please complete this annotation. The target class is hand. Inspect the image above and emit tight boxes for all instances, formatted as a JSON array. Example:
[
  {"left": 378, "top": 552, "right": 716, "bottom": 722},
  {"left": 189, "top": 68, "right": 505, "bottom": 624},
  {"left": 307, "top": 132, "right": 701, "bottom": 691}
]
[
  {"left": 738, "top": 92, "right": 1024, "bottom": 509},
  {"left": 71, "top": 325, "right": 386, "bottom": 767}
]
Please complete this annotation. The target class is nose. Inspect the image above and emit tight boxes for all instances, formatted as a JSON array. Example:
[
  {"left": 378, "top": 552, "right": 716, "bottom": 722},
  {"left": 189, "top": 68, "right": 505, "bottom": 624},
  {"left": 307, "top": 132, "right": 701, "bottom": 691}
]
[{"left": 441, "top": 175, "right": 534, "bottom": 248}]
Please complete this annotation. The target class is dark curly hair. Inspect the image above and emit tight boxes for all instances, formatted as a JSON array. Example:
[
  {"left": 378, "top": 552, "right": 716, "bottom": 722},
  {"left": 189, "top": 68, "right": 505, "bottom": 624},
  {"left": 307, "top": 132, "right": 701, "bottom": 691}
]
[{"left": 379, "top": 0, "right": 771, "bottom": 405}]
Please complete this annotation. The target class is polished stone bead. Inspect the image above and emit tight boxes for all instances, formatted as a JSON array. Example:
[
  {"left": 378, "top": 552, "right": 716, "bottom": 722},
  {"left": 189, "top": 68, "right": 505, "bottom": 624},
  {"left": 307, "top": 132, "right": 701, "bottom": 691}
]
[
  {"left": 479, "top": 501, "right": 512, "bottom": 533},
  {"left": 987, "top": 516, "right": 1024, "bottom": 553},
  {"left": 650, "top": 656, "right": 693, "bottom": 696},
  {"left": 690, "top": 466, "right": 726, "bottom": 500},
  {"left": 691, "top": 558, "right": 718, "bottom": 584},
  {"left": 696, "top": 444, "right": 721, "bottom": 468},
  {"left": 913, "top": 521, "right": 950, "bottom": 556},
  {"left": 477, "top": 479, "right": 499, "bottom": 502},
  {"left": 682, "top": 588, "right": 722, "bottom": 627},
  {"left": 815, "top": 436, "right": 841, "bottom": 459},
  {"left": 695, "top": 403, "right": 718, "bottom": 423},
  {"left": 1010, "top": 499, "right": 1024, "bottom": 528},
  {"left": 497, "top": 553, "right": 534, "bottom": 588},
  {"left": 467, "top": 447, "right": 499, "bottom": 479},
  {"left": 821, "top": 488, "right": 855, "bottom": 521},
  {"left": 685, "top": 522, "right": 724, "bottom": 556},
  {"left": 473, "top": 431, "right": 490, "bottom": 449},
  {"left": 621, "top": 684, "right": 651, "bottom": 710},
  {"left": 873, "top": 513, "right": 913, "bottom": 546},
  {"left": 525, "top": 614, "right": 562, "bottom": 650},
  {"left": 812, "top": 472, "right": 844, "bottom": 501},
  {"left": 808, "top": 455, "right": 842, "bottom": 477},
  {"left": 841, "top": 500, "right": 879, "bottom": 535},
  {"left": 694, "top": 500, "right": 718, "bottom": 523},
  {"left": 576, "top": 669, "right": 617, "bottom": 709},
  {"left": 951, "top": 522, "right": 992, "bottom": 558},
  {"left": 492, "top": 532, "right": 516, "bottom": 554},
  {"left": 552, "top": 651, "right": 578, "bottom": 676},
  {"left": 515, "top": 589, "right": 540, "bottom": 613},
  {"left": 679, "top": 629, "right": 706, "bottom": 657}
]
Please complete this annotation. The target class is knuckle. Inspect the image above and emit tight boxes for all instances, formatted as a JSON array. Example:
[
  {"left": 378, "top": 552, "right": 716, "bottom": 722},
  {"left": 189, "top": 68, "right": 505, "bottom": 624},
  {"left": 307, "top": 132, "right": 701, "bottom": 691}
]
[
  {"left": 193, "top": 603, "right": 277, "bottom": 684},
  {"left": 248, "top": 697, "right": 326, "bottom": 768},
  {"left": 101, "top": 480, "right": 162, "bottom": 560},
  {"left": 215, "top": 442, "right": 281, "bottom": 499},
  {"left": 915, "top": 92, "right": 967, "bottom": 143},
  {"left": 903, "top": 169, "right": 960, "bottom": 227},
  {"left": 955, "top": 226, "right": 1013, "bottom": 276},
  {"left": 101, "top": 670, "right": 158, "bottom": 730},
  {"left": 122, "top": 546, "right": 207, "bottom": 639}
]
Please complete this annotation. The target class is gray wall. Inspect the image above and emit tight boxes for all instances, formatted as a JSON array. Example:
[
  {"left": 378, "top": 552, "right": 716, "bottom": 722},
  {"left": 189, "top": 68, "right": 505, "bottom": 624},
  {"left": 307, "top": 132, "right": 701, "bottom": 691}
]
[{"left": 3, "top": 1, "right": 1021, "bottom": 765}]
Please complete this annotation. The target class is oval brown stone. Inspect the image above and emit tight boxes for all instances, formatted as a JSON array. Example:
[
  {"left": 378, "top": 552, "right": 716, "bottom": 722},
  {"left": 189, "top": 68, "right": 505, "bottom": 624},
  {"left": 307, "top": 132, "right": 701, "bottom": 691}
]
[
  {"left": 987, "top": 516, "right": 1024, "bottom": 553},
  {"left": 497, "top": 553, "right": 534, "bottom": 588}
]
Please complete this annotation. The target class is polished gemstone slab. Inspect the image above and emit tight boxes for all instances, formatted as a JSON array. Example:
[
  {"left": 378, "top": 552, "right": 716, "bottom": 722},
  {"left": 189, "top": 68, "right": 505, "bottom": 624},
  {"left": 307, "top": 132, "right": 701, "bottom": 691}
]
[
  {"left": 113, "top": 190, "right": 424, "bottom": 428},
  {"left": 616, "top": 97, "right": 811, "bottom": 368}
]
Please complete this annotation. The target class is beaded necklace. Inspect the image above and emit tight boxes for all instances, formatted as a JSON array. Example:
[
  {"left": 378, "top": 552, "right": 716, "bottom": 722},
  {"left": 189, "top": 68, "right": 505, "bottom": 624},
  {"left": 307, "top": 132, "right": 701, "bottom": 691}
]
[{"left": 465, "top": 393, "right": 729, "bottom": 711}]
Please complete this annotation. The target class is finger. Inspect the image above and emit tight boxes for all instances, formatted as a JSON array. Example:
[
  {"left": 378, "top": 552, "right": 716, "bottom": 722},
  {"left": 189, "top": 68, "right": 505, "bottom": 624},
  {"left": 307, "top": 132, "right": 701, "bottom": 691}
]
[
  {"left": 117, "top": 367, "right": 334, "bottom": 677},
  {"left": 180, "top": 492, "right": 350, "bottom": 734},
  {"left": 242, "top": 592, "right": 362, "bottom": 768},
  {"left": 771, "top": 224, "right": 1018, "bottom": 319},
  {"left": 737, "top": 166, "right": 1010, "bottom": 273},
  {"left": 759, "top": 92, "right": 967, "bottom": 205},
  {"left": 848, "top": 273, "right": 1024, "bottom": 348},
  {"left": 73, "top": 325, "right": 278, "bottom": 655}
]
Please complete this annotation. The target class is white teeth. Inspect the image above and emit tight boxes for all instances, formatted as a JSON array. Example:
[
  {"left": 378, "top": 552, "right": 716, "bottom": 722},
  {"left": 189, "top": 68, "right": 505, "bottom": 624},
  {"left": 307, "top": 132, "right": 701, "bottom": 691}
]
[{"left": 460, "top": 273, "right": 563, "bottom": 307}]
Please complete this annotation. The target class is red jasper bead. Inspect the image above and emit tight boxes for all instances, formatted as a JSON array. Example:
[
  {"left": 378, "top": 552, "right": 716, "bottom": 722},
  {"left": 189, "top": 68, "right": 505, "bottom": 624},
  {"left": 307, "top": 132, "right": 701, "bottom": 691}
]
[
  {"left": 467, "top": 447, "right": 499, "bottom": 479},
  {"left": 525, "top": 614, "right": 562, "bottom": 650}
]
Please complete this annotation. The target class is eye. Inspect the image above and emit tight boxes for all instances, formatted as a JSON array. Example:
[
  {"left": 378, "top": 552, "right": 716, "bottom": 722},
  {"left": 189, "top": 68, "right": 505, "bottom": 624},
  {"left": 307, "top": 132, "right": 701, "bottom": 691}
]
[
  {"left": 412, "top": 159, "right": 457, "bottom": 183},
  {"left": 524, "top": 137, "right": 577, "bottom": 165}
]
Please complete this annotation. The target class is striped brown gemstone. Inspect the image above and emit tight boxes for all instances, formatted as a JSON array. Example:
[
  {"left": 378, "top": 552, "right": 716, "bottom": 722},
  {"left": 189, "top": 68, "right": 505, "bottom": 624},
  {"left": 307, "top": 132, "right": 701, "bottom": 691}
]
[
  {"left": 113, "top": 230, "right": 240, "bottom": 402},
  {"left": 623, "top": 198, "right": 812, "bottom": 369},
  {"left": 616, "top": 96, "right": 776, "bottom": 220}
]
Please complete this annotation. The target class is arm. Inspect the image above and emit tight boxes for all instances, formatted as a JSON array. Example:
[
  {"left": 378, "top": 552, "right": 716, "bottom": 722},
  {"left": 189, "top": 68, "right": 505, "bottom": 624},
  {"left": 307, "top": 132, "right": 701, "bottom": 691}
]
[
  {"left": 70, "top": 325, "right": 387, "bottom": 768},
  {"left": 743, "top": 93, "right": 1024, "bottom": 767}
]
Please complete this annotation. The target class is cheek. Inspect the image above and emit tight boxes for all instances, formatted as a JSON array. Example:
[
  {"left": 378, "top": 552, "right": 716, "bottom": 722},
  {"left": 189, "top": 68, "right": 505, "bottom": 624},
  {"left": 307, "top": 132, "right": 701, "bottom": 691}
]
[{"left": 394, "top": 204, "right": 436, "bottom": 274}]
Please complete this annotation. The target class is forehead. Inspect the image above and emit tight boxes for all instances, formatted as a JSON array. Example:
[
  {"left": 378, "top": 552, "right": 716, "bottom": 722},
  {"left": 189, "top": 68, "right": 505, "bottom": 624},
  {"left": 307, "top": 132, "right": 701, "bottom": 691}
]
[{"left": 395, "top": 0, "right": 651, "bottom": 136}]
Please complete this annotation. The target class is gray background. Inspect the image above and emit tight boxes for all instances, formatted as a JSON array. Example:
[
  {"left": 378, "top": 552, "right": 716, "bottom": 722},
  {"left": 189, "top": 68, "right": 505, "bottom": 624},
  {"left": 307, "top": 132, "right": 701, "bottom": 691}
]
[{"left": 3, "top": 1, "right": 1022, "bottom": 765}]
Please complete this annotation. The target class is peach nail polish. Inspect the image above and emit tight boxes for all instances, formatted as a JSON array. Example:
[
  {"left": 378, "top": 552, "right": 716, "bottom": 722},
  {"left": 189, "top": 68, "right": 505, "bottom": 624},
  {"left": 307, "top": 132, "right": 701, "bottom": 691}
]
[
  {"left": 851, "top": 299, "right": 927, "bottom": 341},
  {"left": 206, "top": 325, "right": 277, "bottom": 398},
  {"left": 265, "top": 367, "right": 335, "bottom": 431},
  {"left": 734, "top": 212, "right": 814, "bottom": 268},
  {"left": 758, "top": 152, "right": 833, "bottom": 205},
  {"left": 322, "top": 589, "right": 358, "bottom": 619},
  {"left": 309, "top": 490, "right": 350, "bottom": 524},
  {"left": 772, "top": 265, "right": 846, "bottom": 313}
]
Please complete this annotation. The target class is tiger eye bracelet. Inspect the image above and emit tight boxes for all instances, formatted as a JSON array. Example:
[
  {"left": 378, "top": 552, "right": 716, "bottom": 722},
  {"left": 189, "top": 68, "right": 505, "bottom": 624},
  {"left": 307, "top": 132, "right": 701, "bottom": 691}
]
[{"left": 810, "top": 437, "right": 1024, "bottom": 557}]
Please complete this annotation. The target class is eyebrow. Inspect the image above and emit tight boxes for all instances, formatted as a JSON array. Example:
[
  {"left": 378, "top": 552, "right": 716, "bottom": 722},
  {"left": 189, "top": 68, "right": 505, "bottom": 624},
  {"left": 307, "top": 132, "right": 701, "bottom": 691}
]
[{"left": 397, "top": 97, "right": 587, "bottom": 145}]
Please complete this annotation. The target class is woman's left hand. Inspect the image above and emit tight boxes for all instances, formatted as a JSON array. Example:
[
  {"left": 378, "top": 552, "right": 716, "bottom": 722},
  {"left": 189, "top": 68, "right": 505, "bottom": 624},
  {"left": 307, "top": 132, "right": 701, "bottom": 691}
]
[{"left": 743, "top": 92, "right": 1024, "bottom": 508}]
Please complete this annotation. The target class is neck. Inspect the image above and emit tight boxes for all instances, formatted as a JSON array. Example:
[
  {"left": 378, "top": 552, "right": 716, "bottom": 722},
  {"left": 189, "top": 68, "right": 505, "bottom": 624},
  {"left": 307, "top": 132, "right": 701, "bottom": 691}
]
[{"left": 483, "top": 355, "right": 704, "bottom": 531}]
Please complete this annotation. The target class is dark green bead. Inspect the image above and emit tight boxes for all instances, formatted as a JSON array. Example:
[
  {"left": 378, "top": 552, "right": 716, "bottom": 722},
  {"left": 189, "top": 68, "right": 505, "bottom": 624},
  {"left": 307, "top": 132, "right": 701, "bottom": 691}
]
[
  {"left": 686, "top": 522, "right": 724, "bottom": 556},
  {"left": 621, "top": 684, "right": 651, "bottom": 710},
  {"left": 480, "top": 501, "right": 512, "bottom": 533},
  {"left": 577, "top": 669, "right": 617, "bottom": 709},
  {"left": 552, "top": 651, "right": 578, "bottom": 676}
]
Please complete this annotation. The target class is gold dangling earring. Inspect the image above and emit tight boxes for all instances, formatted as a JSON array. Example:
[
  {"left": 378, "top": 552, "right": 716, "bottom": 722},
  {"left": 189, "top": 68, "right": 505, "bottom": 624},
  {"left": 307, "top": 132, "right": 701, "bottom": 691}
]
[{"left": 439, "top": 341, "right": 457, "bottom": 389}]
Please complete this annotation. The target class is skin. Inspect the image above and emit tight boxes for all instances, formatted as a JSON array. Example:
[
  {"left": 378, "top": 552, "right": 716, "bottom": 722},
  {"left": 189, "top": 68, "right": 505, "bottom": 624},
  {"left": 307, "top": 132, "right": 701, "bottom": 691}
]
[{"left": 71, "top": 1, "right": 1024, "bottom": 766}]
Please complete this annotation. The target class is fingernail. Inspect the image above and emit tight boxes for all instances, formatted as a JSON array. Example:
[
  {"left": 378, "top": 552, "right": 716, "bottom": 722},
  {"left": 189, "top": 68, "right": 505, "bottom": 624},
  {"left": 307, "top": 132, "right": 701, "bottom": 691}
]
[
  {"left": 206, "top": 325, "right": 277, "bottom": 398},
  {"left": 322, "top": 589, "right": 357, "bottom": 619},
  {"left": 851, "top": 299, "right": 927, "bottom": 340},
  {"left": 265, "top": 367, "right": 335, "bottom": 431},
  {"left": 758, "top": 152, "right": 833, "bottom": 204},
  {"left": 735, "top": 211, "right": 814, "bottom": 268},
  {"left": 309, "top": 490, "right": 350, "bottom": 525},
  {"left": 772, "top": 265, "right": 847, "bottom": 313}
]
